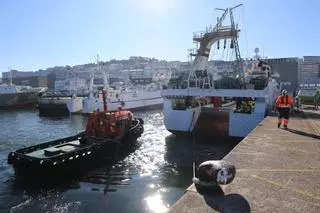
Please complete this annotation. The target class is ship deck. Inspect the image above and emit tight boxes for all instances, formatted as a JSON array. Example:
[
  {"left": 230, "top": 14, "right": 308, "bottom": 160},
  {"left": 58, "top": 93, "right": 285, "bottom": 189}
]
[
  {"left": 169, "top": 106, "right": 320, "bottom": 212},
  {"left": 26, "top": 140, "right": 81, "bottom": 158}
]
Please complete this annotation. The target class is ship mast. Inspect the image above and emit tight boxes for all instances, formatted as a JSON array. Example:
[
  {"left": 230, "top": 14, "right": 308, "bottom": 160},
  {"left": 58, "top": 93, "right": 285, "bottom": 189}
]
[
  {"left": 187, "top": 4, "right": 243, "bottom": 88},
  {"left": 9, "top": 68, "right": 13, "bottom": 85},
  {"left": 96, "top": 54, "right": 110, "bottom": 91},
  {"left": 96, "top": 54, "right": 109, "bottom": 113},
  {"left": 229, "top": 4, "right": 244, "bottom": 79},
  {"left": 88, "top": 54, "right": 110, "bottom": 99}
]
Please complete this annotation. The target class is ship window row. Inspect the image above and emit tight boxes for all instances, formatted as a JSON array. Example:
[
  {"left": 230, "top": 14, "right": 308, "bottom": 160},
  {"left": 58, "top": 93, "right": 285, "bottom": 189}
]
[
  {"left": 1, "top": 87, "right": 14, "bottom": 91},
  {"left": 299, "top": 84, "right": 320, "bottom": 87}
]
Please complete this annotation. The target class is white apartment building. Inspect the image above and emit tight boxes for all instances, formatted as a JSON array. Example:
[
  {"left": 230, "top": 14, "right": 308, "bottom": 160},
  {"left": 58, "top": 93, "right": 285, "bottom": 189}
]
[
  {"left": 2, "top": 70, "right": 35, "bottom": 78},
  {"left": 54, "top": 78, "right": 87, "bottom": 93},
  {"left": 298, "top": 56, "right": 320, "bottom": 96},
  {"left": 300, "top": 57, "right": 320, "bottom": 84}
]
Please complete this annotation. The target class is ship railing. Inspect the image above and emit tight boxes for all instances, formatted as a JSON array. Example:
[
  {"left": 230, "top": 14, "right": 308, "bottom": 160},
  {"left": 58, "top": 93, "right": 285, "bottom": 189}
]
[
  {"left": 297, "top": 89, "right": 318, "bottom": 97},
  {"left": 216, "top": 25, "right": 233, "bottom": 31},
  {"left": 161, "top": 87, "right": 268, "bottom": 98},
  {"left": 188, "top": 48, "right": 198, "bottom": 56},
  {"left": 299, "top": 83, "right": 320, "bottom": 89},
  {"left": 192, "top": 27, "right": 229, "bottom": 40},
  {"left": 193, "top": 31, "right": 206, "bottom": 40},
  {"left": 192, "top": 25, "right": 218, "bottom": 38},
  {"left": 165, "top": 80, "right": 269, "bottom": 92}
]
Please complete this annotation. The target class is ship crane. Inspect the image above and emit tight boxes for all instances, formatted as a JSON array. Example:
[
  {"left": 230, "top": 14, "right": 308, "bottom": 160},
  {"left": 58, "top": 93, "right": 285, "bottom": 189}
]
[{"left": 188, "top": 4, "right": 244, "bottom": 88}]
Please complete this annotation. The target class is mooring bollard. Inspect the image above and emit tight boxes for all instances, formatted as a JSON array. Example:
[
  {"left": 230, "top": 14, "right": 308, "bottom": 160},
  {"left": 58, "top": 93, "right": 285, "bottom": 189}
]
[{"left": 192, "top": 160, "right": 236, "bottom": 190}]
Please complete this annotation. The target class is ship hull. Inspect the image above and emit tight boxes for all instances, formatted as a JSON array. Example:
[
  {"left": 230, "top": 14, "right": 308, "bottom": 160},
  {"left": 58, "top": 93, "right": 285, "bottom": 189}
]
[
  {"left": 82, "top": 90, "right": 163, "bottom": 114},
  {"left": 8, "top": 119, "right": 144, "bottom": 186},
  {"left": 163, "top": 99, "right": 264, "bottom": 138},
  {"left": 163, "top": 98, "right": 274, "bottom": 138},
  {"left": 163, "top": 100, "right": 230, "bottom": 137},
  {"left": 162, "top": 79, "right": 280, "bottom": 138},
  {"left": 109, "top": 97, "right": 163, "bottom": 111},
  {"left": 0, "top": 92, "right": 39, "bottom": 109},
  {"left": 38, "top": 97, "right": 70, "bottom": 116},
  {"left": 66, "top": 97, "right": 83, "bottom": 113}
]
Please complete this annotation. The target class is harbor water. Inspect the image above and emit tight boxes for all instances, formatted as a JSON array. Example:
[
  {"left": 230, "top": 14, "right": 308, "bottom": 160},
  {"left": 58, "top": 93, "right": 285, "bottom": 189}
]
[{"left": 0, "top": 109, "right": 240, "bottom": 213}]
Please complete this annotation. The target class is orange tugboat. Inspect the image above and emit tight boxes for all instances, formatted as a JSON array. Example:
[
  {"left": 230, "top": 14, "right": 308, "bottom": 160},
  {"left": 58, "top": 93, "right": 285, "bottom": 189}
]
[{"left": 7, "top": 89, "right": 144, "bottom": 185}]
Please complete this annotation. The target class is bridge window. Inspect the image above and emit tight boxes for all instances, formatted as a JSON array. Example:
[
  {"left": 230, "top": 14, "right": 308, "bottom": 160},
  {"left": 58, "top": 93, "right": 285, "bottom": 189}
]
[{"left": 172, "top": 99, "right": 187, "bottom": 110}]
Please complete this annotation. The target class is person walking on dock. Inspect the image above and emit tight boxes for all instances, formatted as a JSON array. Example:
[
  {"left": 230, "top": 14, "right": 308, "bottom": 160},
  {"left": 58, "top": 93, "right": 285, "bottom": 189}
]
[{"left": 274, "top": 90, "right": 294, "bottom": 129}]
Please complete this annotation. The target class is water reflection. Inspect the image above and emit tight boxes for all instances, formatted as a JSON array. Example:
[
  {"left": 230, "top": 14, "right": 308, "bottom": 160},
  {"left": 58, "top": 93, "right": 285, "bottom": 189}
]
[
  {"left": 144, "top": 194, "right": 169, "bottom": 213},
  {"left": 0, "top": 109, "right": 240, "bottom": 213}
]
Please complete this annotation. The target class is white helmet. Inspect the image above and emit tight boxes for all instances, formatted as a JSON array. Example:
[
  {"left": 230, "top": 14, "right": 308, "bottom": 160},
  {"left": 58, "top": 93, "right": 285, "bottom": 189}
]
[{"left": 281, "top": 90, "right": 287, "bottom": 95}]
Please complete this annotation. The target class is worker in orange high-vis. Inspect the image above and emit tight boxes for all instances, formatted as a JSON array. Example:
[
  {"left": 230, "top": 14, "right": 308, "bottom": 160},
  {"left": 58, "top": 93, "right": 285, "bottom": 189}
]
[{"left": 274, "top": 90, "right": 294, "bottom": 129}]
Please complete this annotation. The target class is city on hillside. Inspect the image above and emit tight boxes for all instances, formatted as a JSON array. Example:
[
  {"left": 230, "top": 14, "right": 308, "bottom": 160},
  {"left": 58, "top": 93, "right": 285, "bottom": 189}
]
[{"left": 1, "top": 55, "right": 320, "bottom": 97}]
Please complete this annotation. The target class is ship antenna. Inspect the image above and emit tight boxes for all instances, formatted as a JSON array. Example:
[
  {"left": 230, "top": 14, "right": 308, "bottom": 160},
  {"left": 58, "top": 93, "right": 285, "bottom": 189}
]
[{"left": 9, "top": 67, "right": 12, "bottom": 85}]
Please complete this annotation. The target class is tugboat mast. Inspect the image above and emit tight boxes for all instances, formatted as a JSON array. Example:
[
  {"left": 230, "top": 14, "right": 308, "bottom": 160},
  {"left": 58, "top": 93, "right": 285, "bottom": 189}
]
[{"left": 102, "top": 89, "right": 108, "bottom": 112}]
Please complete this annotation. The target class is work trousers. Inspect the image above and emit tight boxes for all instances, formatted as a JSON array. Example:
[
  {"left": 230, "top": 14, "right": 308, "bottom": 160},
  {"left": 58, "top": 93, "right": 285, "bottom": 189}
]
[{"left": 277, "top": 107, "right": 290, "bottom": 125}]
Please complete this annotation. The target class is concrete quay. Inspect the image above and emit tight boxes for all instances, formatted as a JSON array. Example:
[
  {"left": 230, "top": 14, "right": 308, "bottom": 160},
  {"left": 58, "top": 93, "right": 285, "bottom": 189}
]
[{"left": 169, "top": 108, "right": 320, "bottom": 213}]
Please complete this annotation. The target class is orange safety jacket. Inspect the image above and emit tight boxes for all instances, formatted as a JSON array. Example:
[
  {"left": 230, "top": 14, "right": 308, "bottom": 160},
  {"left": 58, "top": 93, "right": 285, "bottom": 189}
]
[
  {"left": 275, "top": 95, "right": 293, "bottom": 108},
  {"left": 115, "top": 110, "right": 132, "bottom": 120}
]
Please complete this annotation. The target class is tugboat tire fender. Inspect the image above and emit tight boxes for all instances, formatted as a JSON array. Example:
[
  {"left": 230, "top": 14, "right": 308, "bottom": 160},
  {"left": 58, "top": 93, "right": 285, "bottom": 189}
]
[
  {"left": 7, "top": 152, "right": 14, "bottom": 164},
  {"left": 138, "top": 118, "right": 144, "bottom": 125}
]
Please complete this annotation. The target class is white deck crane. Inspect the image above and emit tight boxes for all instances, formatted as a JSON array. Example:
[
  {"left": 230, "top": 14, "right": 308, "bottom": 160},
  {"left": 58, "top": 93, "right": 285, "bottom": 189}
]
[{"left": 187, "top": 4, "right": 244, "bottom": 88}]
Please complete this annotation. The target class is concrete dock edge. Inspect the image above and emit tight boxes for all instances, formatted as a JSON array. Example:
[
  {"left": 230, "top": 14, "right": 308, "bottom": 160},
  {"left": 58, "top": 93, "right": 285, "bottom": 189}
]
[{"left": 169, "top": 109, "right": 320, "bottom": 213}]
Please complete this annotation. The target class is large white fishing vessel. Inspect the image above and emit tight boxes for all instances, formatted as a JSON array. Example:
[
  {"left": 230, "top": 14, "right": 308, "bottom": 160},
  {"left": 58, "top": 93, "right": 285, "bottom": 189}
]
[
  {"left": 161, "top": 4, "right": 280, "bottom": 138},
  {"left": 74, "top": 56, "right": 171, "bottom": 114},
  {"left": 82, "top": 83, "right": 164, "bottom": 113}
]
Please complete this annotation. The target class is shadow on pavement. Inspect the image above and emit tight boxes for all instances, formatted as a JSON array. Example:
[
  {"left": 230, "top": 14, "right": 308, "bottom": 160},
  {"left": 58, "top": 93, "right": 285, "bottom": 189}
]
[
  {"left": 204, "top": 192, "right": 251, "bottom": 213},
  {"left": 287, "top": 128, "right": 320, "bottom": 140},
  {"left": 194, "top": 185, "right": 251, "bottom": 213}
]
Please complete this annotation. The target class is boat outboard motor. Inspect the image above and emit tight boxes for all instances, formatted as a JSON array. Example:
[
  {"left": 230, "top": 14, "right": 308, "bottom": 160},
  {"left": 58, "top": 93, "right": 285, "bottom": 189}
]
[{"left": 192, "top": 160, "right": 236, "bottom": 192}]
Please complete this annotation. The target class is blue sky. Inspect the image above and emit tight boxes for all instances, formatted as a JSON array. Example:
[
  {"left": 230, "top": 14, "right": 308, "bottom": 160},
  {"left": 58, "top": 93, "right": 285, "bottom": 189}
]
[{"left": 0, "top": 0, "right": 319, "bottom": 73}]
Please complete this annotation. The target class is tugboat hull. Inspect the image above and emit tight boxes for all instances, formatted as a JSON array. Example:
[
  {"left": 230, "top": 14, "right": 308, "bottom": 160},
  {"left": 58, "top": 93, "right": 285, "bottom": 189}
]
[{"left": 7, "top": 119, "right": 143, "bottom": 185}]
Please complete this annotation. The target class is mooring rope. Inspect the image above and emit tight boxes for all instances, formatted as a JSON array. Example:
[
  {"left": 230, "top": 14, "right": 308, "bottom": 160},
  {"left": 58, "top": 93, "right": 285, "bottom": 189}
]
[{"left": 189, "top": 110, "right": 196, "bottom": 180}]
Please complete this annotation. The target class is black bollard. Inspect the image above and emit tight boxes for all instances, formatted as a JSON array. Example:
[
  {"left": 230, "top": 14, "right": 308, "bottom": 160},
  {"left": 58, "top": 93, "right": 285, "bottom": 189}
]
[{"left": 192, "top": 160, "right": 236, "bottom": 193}]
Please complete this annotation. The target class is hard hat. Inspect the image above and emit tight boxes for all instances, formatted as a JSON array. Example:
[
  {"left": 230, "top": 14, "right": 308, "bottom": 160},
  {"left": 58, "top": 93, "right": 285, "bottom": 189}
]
[{"left": 281, "top": 90, "right": 287, "bottom": 95}]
